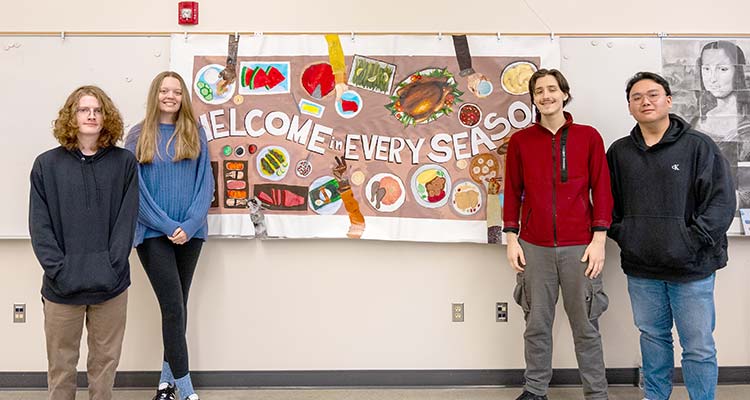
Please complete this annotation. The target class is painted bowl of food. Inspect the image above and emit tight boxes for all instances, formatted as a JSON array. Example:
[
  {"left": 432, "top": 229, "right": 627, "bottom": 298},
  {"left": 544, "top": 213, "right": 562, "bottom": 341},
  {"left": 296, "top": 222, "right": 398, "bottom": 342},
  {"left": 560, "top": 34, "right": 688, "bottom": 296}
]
[
  {"left": 500, "top": 61, "right": 537, "bottom": 95},
  {"left": 458, "top": 103, "right": 482, "bottom": 128}
]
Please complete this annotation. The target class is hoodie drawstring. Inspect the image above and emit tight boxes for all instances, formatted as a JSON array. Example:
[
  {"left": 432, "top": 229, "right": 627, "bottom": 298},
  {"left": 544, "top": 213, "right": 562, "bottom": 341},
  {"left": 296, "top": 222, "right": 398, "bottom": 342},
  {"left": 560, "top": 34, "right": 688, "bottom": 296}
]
[
  {"left": 80, "top": 158, "right": 90, "bottom": 209},
  {"left": 90, "top": 161, "right": 101, "bottom": 204}
]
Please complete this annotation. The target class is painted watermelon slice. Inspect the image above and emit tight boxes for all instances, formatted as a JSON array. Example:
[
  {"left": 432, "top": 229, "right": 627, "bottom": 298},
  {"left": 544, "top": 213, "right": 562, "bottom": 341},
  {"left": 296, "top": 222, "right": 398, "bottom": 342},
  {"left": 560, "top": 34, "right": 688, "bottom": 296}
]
[
  {"left": 265, "top": 66, "right": 286, "bottom": 90},
  {"left": 242, "top": 66, "right": 251, "bottom": 87},
  {"left": 250, "top": 67, "right": 269, "bottom": 90},
  {"left": 301, "top": 63, "right": 335, "bottom": 99}
]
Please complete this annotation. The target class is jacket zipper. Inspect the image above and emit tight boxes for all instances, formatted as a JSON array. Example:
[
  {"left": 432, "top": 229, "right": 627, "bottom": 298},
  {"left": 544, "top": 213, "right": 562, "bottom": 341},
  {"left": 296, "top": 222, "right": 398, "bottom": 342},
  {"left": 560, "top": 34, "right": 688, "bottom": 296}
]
[
  {"left": 524, "top": 208, "right": 532, "bottom": 228},
  {"left": 551, "top": 135, "right": 558, "bottom": 246}
]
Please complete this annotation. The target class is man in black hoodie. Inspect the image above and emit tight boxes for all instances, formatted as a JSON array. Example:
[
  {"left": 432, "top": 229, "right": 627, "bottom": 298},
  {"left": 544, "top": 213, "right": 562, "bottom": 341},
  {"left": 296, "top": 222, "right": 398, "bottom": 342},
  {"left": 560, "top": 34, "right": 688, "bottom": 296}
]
[
  {"left": 607, "top": 72, "right": 735, "bottom": 400},
  {"left": 29, "top": 86, "right": 138, "bottom": 400}
]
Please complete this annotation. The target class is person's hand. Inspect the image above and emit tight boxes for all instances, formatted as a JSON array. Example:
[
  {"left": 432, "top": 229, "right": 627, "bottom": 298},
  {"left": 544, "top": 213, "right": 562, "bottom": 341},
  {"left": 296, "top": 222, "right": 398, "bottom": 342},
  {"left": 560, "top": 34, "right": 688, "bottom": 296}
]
[
  {"left": 582, "top": 231, "right": 606, "bottom": 278},
  {"left": 506, "top": 233, "right": 526, "bottom": 273},
  {"left": 169, "top": 227, "right": 188, "bottom": 245},
  {"left": 467, "top": 72, "right": 488, "bottom": 97}
]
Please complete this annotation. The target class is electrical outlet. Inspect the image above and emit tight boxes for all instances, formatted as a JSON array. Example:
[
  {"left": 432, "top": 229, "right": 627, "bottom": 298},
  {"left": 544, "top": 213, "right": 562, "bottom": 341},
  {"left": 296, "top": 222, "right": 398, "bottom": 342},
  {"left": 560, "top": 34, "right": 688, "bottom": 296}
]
[
  {"left": 13, "top": 303, "right": 25, "bottom": 323},
  {"left": 496, "top": 302, "right": 508, "bottom": 322},
  {"left": 452, "top": 303, "right": 464, "bottom": 322}
]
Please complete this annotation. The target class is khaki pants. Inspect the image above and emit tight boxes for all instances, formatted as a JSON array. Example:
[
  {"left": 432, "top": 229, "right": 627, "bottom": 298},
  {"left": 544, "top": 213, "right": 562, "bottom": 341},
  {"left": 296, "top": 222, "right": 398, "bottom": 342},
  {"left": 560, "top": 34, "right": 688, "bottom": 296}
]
[{"left": 43, "top": 290, "right": 127, "bottom": 400}]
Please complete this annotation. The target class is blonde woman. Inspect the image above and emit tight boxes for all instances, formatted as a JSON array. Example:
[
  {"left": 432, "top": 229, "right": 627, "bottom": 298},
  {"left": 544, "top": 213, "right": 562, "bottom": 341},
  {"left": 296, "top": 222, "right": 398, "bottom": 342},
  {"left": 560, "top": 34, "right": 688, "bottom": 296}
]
[{"left": 125, "top": 72, "right": 213, "bottom": 400}]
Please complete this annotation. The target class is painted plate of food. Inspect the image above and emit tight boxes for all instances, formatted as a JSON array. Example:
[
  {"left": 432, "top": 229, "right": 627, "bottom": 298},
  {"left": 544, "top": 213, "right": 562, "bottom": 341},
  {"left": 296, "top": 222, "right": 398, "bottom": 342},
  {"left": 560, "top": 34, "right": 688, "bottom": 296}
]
[
  {"left": 469, "top": 153, "right": 500, "bottom": 187},
  {"left": 410, "top": 164, "right": 452, "bottom": 209},
  {"left": 334, "top": 90, "right": 363, "bottom": 119},
  {"left": 255, "top": 145, "right": 291, "bottom": 181},
  {"left": 194, "top": 64, "right": 235, "bottom": 105},
  {"left": 307, "top": 175, "right": 343, "bottom": 215},
  {"left": 365, "top": 173, "right": 406, "bottom": 213},
  {"left": 385, "top": 68, "right": 463, "bottom": 127},
  {"left": 500, "top": 61, "right": 537, "bottom": 95},
  {"left": 451, "top": 180, "right": 483, "bottom": 216}
]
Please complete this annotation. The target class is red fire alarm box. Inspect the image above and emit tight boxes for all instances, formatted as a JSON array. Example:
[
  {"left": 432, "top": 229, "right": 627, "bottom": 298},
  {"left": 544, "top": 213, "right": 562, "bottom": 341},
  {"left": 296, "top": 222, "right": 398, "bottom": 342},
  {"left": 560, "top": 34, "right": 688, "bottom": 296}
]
[{"left": 178, "top": 2, "right": 199, "bottom": 25}]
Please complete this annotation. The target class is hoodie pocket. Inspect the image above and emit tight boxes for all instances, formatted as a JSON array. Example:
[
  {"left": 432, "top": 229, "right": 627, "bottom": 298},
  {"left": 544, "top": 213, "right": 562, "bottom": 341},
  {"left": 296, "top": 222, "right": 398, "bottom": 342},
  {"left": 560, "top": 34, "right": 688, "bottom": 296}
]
[
  {"left": 53, "top": 251, "right": 119, "bottom": 296},
  {"left": 617, "top": 216, "right": 697, "bottom": 268}
]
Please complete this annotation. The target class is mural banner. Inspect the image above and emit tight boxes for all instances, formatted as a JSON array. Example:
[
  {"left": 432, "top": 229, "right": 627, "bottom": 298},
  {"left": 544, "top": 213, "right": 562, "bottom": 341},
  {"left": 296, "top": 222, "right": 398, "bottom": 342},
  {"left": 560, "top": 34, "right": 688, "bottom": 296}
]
[{"left": 171, "top": 34, "right": 560, "bottom": 242}]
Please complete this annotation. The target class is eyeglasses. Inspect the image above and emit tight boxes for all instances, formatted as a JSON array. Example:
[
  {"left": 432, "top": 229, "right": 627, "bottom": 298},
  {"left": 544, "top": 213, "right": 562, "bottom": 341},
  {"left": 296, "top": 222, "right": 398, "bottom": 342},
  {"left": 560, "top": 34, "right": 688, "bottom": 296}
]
[
  {"left": 628, "top": 91, "right": 665, "bottom": 104},
  {"left": 76, "top": 107, "right": 103, "bottom": 116}
]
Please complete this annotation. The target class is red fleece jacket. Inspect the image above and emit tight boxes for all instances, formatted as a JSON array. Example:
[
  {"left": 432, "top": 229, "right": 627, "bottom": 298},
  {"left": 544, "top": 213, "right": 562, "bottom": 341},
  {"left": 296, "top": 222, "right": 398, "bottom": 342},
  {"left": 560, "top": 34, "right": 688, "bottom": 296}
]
[{"left": 503, "top": 112, "right": 613, "bottom": 247}]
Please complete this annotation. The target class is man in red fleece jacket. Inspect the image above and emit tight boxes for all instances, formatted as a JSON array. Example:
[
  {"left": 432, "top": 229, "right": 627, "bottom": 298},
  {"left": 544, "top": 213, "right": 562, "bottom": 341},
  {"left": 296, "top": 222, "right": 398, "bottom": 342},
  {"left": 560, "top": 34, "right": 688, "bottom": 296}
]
[{"left": 502, "top": 69, "right": 613, "bottom": 400}]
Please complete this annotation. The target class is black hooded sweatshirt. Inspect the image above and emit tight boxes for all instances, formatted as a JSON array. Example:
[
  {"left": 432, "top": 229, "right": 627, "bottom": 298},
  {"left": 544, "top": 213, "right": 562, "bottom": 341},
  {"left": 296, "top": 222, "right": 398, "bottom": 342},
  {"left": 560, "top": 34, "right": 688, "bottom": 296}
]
[
  {"left": 606, "top": 114, "right": 735, "bottom": 283},
  {"left": 29, "top": 145, "right": 138, "bottom": 304}
]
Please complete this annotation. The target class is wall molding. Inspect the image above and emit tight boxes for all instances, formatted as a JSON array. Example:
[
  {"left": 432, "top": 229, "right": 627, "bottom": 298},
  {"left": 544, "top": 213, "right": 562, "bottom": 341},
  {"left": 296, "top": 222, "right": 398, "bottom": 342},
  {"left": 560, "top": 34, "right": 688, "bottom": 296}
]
[{"left": 0, "top": 367, "right": 747, "bottom": 389}]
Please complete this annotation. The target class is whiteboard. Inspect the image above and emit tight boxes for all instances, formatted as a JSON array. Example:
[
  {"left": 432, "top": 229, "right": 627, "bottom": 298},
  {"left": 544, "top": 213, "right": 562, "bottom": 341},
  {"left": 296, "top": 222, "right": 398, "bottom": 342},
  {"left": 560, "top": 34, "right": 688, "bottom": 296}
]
[
  {"left": 561, "top": 37, "right": 662, "bottom": 147},
  {"left": 0, "top": 36, "right": 170, "bottom": 238}
]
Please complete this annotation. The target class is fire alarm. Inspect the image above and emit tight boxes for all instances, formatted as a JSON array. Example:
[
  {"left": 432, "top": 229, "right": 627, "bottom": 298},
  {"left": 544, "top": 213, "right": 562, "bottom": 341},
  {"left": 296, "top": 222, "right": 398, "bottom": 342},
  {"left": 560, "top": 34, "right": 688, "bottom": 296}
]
[{"left": 178, "top": 2, "right": 199, "bottom": 25}]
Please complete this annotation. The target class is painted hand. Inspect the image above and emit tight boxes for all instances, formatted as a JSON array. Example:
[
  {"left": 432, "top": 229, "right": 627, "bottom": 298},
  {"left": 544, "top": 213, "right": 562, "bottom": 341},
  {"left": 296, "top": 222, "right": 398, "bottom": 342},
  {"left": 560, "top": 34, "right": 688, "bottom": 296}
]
[
  {"left": 335, "top": 82, "right": 349, "bottom": 101},
  {"left": 332, "top": 156, "right": 348, "bottom": 181},
  {"left": 467, "top": 72, "right": 488, "bottom": 97}
]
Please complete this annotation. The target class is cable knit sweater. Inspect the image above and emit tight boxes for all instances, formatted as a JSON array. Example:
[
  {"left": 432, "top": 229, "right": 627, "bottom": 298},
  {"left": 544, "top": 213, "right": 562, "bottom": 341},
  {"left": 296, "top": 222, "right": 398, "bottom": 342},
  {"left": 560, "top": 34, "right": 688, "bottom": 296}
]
[{"left": 124, "top": 123, "right": 214, "bottom": 247}]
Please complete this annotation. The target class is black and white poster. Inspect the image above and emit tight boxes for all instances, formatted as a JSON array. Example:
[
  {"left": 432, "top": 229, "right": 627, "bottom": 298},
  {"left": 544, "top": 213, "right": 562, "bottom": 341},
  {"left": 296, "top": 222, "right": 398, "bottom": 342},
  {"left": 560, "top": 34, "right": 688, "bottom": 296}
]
[{"left": 663, "top": 39, "right": 750, "bottom": 220}]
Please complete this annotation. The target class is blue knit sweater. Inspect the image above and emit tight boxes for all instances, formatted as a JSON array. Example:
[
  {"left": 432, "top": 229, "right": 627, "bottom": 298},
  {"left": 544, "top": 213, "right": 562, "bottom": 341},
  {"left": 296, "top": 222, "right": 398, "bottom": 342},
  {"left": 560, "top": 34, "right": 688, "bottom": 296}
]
[{"left": 124, "top": 123, "right": 214, "bottom": 247}]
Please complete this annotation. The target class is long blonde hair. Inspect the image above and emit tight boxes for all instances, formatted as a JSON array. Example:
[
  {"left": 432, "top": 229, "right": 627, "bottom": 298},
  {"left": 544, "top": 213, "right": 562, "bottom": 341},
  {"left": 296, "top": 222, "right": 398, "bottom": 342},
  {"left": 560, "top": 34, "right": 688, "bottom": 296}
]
[
  {"left": 53, "top": 86, "right": 124, "bottom": 151},
  {"left": 135, "top": 71, "right": 200, "bottom": 163}
]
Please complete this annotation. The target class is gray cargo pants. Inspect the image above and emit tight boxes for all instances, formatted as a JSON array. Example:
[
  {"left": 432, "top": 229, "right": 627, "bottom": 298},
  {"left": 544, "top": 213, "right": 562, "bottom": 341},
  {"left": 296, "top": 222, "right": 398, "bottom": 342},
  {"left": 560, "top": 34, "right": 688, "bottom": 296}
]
[{"left": 513, "top": 239, "right": 609, "bottom": 400}]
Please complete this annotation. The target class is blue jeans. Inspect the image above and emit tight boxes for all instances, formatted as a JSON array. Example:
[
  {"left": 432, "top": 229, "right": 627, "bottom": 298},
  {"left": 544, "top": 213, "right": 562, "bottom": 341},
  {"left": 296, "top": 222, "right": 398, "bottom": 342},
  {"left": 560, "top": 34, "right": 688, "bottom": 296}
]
[{"left": 627, "top": 274, "right": 717, "bottom": 400}]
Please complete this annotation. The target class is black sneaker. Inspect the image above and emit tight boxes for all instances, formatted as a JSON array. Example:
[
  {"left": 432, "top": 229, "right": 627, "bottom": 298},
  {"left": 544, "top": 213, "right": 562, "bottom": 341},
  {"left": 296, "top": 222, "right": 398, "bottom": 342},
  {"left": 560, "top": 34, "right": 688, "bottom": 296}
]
[
  {"left": 152, "top": 384, "right": 176, "bottom": 400},
  {"left": 515, "top": 390, "right": 549, "bottom": 400}
]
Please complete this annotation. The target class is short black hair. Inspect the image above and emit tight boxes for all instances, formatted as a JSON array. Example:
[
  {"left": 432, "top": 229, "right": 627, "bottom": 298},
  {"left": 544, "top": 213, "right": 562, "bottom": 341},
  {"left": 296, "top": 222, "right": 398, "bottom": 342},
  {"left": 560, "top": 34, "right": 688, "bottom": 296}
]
[
  {"left": 529, "top": 68, "right": 572, "bottom": 106},
  {"left": 625, "top": 72, "right": 672, "bottom": 101}
]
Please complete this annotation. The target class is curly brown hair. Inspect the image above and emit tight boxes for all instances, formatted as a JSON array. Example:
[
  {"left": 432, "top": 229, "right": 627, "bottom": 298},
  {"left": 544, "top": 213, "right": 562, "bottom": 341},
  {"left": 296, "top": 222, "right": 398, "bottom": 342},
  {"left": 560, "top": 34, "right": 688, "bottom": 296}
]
[{"left": 53, "top": 86, "right": 124, "bottom": 151}]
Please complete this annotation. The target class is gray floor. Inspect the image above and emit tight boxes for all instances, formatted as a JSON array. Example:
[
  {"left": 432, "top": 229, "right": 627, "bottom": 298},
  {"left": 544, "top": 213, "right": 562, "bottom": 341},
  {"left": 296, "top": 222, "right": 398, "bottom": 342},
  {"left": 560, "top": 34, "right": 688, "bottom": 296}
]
[{"left": 0, "top": 386, "right": 748, "bottom": 400}]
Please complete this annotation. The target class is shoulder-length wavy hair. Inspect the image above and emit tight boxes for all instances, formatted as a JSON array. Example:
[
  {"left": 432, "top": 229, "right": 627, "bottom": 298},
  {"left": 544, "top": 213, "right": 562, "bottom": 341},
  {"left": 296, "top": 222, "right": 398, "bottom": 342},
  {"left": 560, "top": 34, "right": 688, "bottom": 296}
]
[
  {"left": 697, "top": 40, "right": 750, "bottom": 118},
  {"left": 53, "top": 86, "right": 124, "bottom": 151},
  {"left": 134, "top": 71, "right": 200, "bottom": 163}
]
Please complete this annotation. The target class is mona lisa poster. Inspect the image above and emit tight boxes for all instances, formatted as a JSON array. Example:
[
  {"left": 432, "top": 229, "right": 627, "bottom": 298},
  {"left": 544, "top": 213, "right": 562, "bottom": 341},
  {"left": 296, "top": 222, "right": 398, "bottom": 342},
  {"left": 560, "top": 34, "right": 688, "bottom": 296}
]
[{"left": 663, "top": 39, "right": 750, "bottom": 215}]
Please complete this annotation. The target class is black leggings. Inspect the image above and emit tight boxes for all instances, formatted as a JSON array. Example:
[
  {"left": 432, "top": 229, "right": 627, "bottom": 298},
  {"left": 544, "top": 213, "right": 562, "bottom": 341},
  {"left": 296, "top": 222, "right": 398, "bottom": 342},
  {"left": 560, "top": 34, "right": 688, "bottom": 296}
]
[{"left": 136, "top": 236, "right": 203, "bottom": 379}]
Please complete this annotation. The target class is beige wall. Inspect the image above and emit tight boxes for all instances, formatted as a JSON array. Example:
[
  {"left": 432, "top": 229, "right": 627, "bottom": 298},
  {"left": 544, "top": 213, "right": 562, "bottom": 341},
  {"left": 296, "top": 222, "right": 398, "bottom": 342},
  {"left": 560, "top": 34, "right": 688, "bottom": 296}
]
[
  {"left": 0, "top": 0, "right": 747, "bottom": 34},
  {"left": 1, "top": 0, "right": 749, "bottom": 373}
]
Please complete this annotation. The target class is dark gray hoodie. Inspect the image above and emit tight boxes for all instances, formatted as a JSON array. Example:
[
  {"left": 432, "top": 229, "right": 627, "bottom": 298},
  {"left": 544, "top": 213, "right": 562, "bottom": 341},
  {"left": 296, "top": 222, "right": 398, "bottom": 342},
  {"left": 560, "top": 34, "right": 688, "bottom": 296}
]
[
  {"left": 606, "top": 114, "right": 735, "bottom": 283},
  {"left": 29, "top": 145, "right": 138, "bottom": 304}
]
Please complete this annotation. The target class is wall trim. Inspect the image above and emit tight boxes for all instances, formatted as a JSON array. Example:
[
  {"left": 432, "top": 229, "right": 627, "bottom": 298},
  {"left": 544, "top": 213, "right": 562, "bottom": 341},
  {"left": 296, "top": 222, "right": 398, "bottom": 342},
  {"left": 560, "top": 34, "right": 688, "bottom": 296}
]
[{"left": 0, "top": 367, "right": 747, "bottom": 389}]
